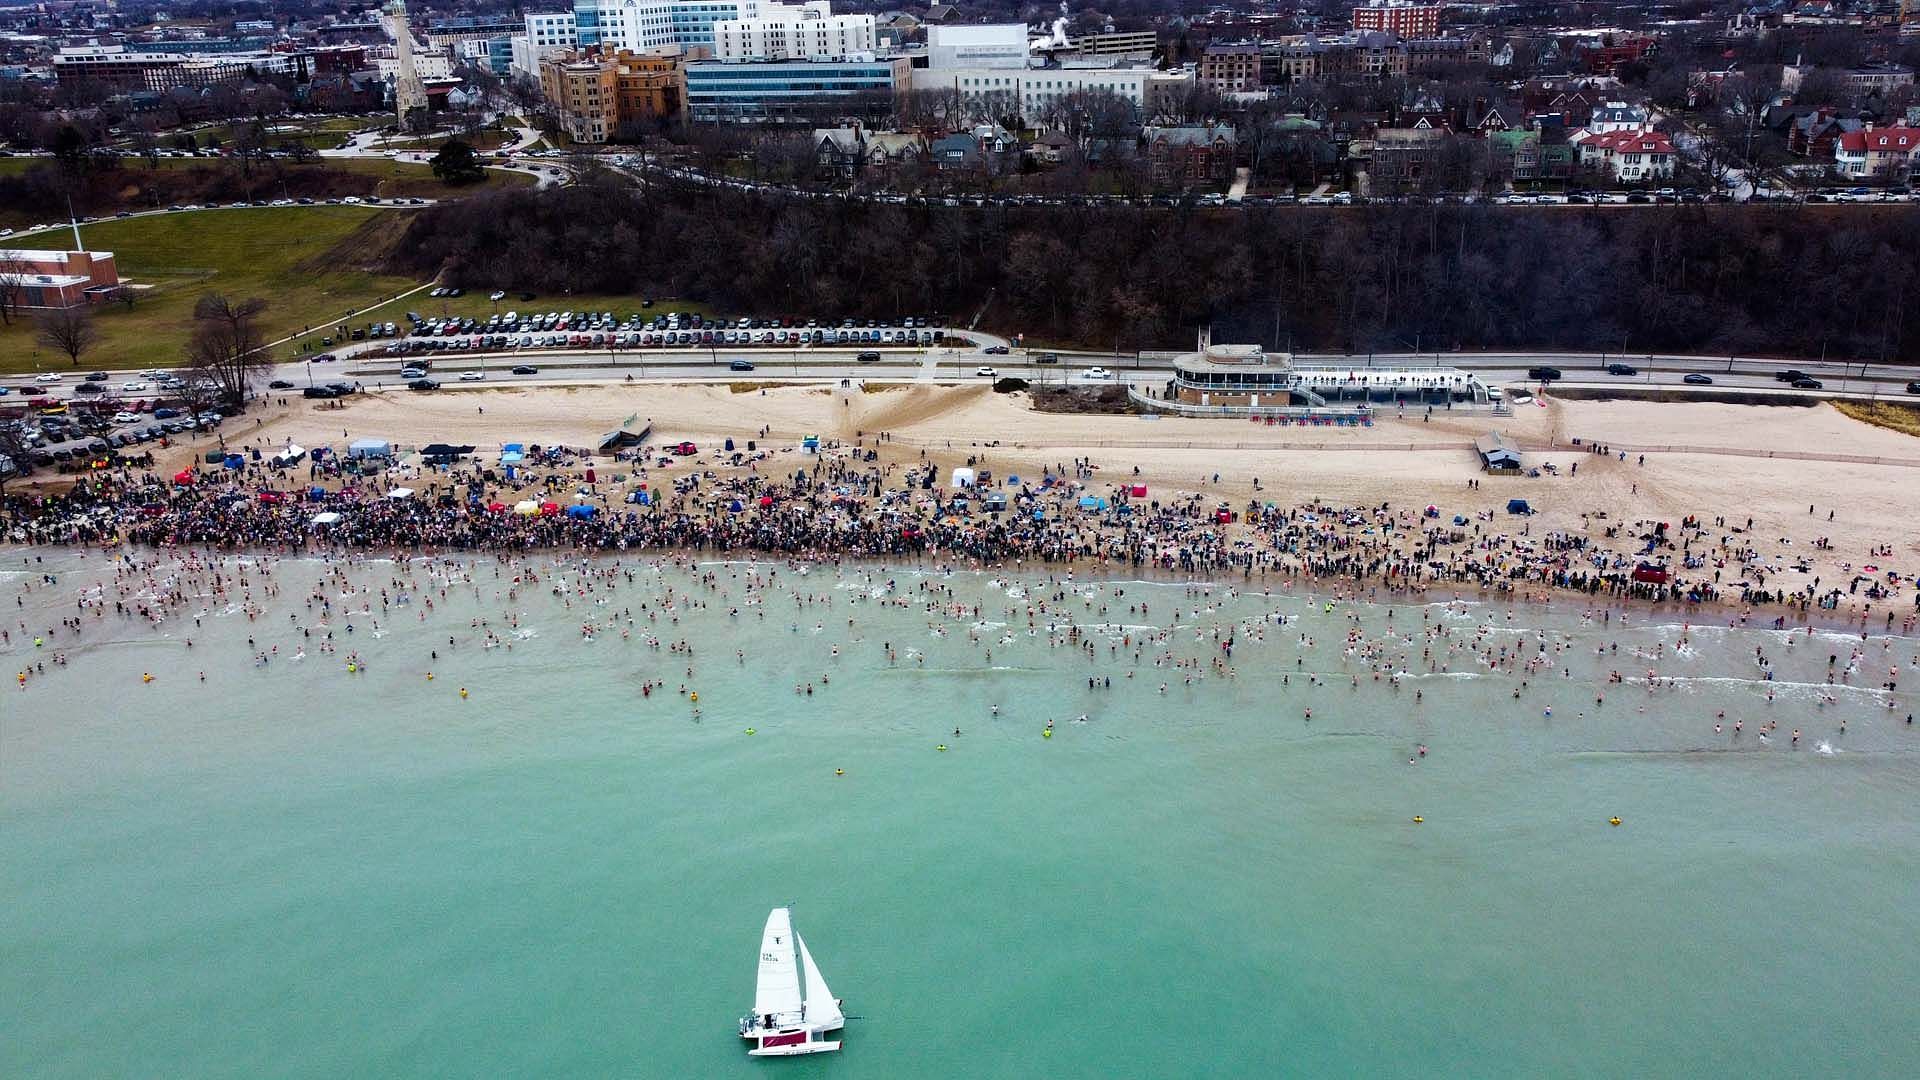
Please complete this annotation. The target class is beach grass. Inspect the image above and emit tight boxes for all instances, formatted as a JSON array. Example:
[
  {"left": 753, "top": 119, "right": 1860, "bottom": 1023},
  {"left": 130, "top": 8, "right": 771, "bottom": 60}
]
[
  {"left": 0, "top": 206, "right": 419, "bottom": 375},
  {"left": 1833, "top": 401, "right": 1920, "bottom": 438}
]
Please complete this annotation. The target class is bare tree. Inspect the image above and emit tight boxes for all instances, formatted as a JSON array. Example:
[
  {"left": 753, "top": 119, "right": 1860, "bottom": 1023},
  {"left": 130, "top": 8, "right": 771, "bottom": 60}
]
[
  {"left": 182, "top": 293, "right": 271, "bottom": 424},
  {"left": 0, "top": 255, "right": 29, "bottom": 326},
  {"left": 0, "top": 419, "right": 30, "bottom": 493},
  {"left": 35, "top": 306, "right": 98, "bottom": 367}
]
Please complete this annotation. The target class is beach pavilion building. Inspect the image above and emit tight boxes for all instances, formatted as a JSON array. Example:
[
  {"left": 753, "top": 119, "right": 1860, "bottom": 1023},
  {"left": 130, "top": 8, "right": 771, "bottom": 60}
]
[{"left": 1149, "top": 344, "right": 1494, "bottom": 414}]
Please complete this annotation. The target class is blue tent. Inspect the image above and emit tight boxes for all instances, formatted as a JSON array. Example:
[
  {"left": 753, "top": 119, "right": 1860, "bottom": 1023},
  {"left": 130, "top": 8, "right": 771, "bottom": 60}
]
[
  {"left": 728, "top": 499, "right": 744, "bottom": 512},
  {"left": 224, "top": 454, "right": 245, "bottom": 469},
  {"left": 1078, "top": 496, "right": 1108, "bottom": 511},
  {"left": 565, "top": 504, "right": 597, "bottom": 520},
  {"left": 309, "top": 486, "right": 327, "bottom": 501},
  {"left": 1507, "top": 499, "right": 1532, "bottom": 515}
]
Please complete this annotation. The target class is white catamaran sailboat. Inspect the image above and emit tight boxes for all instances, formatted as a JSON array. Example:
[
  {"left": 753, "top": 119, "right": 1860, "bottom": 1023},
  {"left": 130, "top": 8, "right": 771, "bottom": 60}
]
[{"left": 739, "top": 907, "right": 845, "bottom": 1057}]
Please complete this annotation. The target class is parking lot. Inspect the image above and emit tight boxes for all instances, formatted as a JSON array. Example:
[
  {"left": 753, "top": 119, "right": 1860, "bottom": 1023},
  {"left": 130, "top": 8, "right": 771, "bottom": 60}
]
[
  {"left": 0, "top": 368, "right": 246, "bottom": 464},
  {"left": 348, "top": 305, "right": 948, "bottom": 369}
]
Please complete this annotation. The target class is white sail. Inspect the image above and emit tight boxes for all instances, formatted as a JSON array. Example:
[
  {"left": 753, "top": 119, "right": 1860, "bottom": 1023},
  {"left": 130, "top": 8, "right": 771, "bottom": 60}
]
[
  {"left": 798, "top": 933, "right": 844, "bottom": 1030},
  {"left": 754, "top": 908, "right": 804, "bottom": 1020}
]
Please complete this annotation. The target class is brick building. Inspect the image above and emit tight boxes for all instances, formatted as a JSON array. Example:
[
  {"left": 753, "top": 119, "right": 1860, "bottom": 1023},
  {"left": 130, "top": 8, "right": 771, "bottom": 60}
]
[{"left": 1350, "top": 3, "right": 1440, "bottom": 38}]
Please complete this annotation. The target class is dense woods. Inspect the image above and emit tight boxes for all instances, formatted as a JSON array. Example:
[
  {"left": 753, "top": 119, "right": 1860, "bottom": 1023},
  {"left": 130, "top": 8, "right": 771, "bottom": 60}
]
[{"left": 389, "top": 173, "right": 1920, "bottom": 362}]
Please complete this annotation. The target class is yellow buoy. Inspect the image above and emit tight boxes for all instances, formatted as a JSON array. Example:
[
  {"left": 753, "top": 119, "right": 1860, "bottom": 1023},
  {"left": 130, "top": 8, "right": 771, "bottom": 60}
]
[
  {"left": 426, "top": 672, "right": 434, "bottom": 681},
  {"left": 835, "top": 768, "right": 844, "bottom": 776},
  {"left": 1609, "top": 816, "right": 1622, "bottom": 827},
  {"left": 937, "top": 744, "right": 948, "bottom": 752},
  {"left": 745, "top": 727, "right": 756, "bottom": 735},
  {"left": 1412, "top": 816, "right": 1424, "bottom": 824},
  {"left": 459, "top": 687, "right": 468, "bottom": 699},
  {"left": 690, "top": 691, "right": 698, "bottom": 703},
  {"left": 347, "top": 662, "right": 357, "bottom": 673},
  {"left": 142, "top": 672, "right": 154, "bottom": 683}
]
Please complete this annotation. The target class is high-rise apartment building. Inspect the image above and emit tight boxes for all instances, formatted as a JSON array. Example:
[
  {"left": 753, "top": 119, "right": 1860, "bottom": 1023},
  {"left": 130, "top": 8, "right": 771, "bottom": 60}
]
[{"left": 1351, "top": 2, "right": 1441, "bottom": 37}]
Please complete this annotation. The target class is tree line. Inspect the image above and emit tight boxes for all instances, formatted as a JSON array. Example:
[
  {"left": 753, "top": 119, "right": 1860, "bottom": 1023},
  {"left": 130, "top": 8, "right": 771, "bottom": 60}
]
[{"left": 385, "top": 173, "right": 1919, "bottom": 362}]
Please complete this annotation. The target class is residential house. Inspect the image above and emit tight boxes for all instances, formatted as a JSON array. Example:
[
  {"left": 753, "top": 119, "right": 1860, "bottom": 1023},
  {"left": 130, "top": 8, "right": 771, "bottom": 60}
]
[
  {"left": 1572, "top": 128, "right": 1675, "bottom": 181},
  {"left": 1392, "top": 88, "right": 1449, "bottom": 131},
  {"left": 1488, "top": 128, "right": 1574, "bottom": 182},
  {"left": 1574, "top": 34, "right": 1656, "bottom": 76},
  {"left": 814, "top": 126, "right": 925, "bottom": 177},
  {"left": 928, "top": 123, "right": 1015, "bottom": 173},
  {"left": 1360, "top": 126, "right": 1447, "bottom": 188},
  {"left": 1833, "top": 124, "right": 1920, "bottom": 178},
  {"left": 1027, "top": 129, "right": 1075, "bottom": 165},
  {"left": 1587, "top": 100, "right": 1648, "bottom": 134},
  {"left": 1789, "top": 109, "right": 1862, "bottom": 158},
  {"left": 1143, "top": 123, "right": 1237, "bottom": 187},
  {"left": 1521, "top": 76, "right": 1600, "bottom": 128},
  {"left": 1468, "top": 101, "right": 1520, "bottom": 135}
]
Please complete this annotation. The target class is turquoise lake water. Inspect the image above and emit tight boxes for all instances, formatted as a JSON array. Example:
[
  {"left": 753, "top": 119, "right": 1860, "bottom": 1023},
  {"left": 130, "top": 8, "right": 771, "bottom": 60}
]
[{"left": 3, "top": 550, "right": 1918, "bottom": 1078}]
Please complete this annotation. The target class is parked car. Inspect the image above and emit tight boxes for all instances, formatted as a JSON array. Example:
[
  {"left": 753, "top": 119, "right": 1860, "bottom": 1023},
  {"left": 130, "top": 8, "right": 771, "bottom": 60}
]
[
  {"left": 1527, "top": 366, "right": 1562, "bottom": 381},
  {"left": 983, "top": 344, "right": 1009, "bottom": 355},
  {"left": 1682, "top": 374, "right": 1713, "bottom": 385},
  {"left": 855, "top": 351, "right": 881, "bottom": 363},
  {"left": 153, "top": 407, "right": 181, "bottom": 419},
  {"left": 302, "top": 386, "right": 338, "bottom": 399},
  {"left": 268, "top": 380, "right": 294, "bottom": 390},
  {"left": 671, "top": 441, "right": 698, "bottom": 455}
]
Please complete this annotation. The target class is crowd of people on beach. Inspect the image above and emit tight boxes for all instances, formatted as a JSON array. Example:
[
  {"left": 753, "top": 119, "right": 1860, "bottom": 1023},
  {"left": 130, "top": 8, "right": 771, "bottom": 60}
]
[{"left": 4, "top": 434, "right": 1917, "bottom": 631}]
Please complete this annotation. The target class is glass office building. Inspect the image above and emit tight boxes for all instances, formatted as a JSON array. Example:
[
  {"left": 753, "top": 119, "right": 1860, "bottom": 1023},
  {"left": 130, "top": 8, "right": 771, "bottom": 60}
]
[{"left": 684, "top": 57, "right": 904, "bottom": 123}]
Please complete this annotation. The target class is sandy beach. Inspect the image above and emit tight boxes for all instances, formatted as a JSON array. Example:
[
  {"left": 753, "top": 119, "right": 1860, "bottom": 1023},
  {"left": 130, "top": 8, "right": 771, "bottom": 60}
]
[{"left": 175, "top": 383, "right": 1920, "bottom": 604}]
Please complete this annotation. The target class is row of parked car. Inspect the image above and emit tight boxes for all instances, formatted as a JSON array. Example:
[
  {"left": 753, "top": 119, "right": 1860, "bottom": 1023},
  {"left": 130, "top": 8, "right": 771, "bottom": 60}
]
[{"left": 374, "top": 310, "right": 946, "bottom": 357}]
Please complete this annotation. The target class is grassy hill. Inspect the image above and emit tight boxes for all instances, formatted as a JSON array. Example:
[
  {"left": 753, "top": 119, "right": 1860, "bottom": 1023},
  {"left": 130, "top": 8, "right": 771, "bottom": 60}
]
[{"left": 1, "top": 206, "right": 422, "bottom": 375}]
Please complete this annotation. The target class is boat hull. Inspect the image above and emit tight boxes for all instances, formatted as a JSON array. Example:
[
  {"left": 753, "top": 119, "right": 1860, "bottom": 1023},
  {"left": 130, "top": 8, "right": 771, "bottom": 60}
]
[{"left": 748, "top": 1040, "right": 841, "bottom": 1057}]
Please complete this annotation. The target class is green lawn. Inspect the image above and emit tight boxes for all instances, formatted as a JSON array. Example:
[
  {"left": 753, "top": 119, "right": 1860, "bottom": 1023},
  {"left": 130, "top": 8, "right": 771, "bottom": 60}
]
[{"left": 0, "top": 206, "right": 421, "bottom": 375}]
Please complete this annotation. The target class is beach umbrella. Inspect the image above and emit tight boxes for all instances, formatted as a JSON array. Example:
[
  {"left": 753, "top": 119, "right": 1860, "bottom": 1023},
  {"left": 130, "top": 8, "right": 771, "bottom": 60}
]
[
  {"left": 310, "top": 512, "right": 342, "bottom": 526},
  {"left": 539, "top": 501, "right": 560, "bottom": 516},
  {"left": 487, "top": 501, "right": 508, "bottom": 513},
  {"left": 173, "top": 470, "right": 195, "bottom": 486},
  {"left": 386, "top": 487, "right": 415, "bottom": 500},
  {"left": 759, "top": 496, "right": 774, "bottom": 508},
  {"left": 514, "top": 500, "right": 540, "bottom": 515}
]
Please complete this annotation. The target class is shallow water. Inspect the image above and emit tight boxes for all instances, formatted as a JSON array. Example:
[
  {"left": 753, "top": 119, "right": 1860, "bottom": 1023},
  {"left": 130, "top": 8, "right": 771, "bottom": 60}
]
[{"left": 3, "top": 550, "right": 1918, "bottom": 1079}]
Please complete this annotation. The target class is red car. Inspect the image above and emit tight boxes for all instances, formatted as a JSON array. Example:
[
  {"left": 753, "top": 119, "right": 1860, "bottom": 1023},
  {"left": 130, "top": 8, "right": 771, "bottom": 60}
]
[{"left": 672, "top": 441, "right": 698, "bottom": 455}]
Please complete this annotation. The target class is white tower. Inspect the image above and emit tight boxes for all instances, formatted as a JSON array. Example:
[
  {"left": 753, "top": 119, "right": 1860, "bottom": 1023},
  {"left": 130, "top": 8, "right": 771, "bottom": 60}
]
[{"left": 383, "top": 0, "right": 428, "bottom": 126}]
